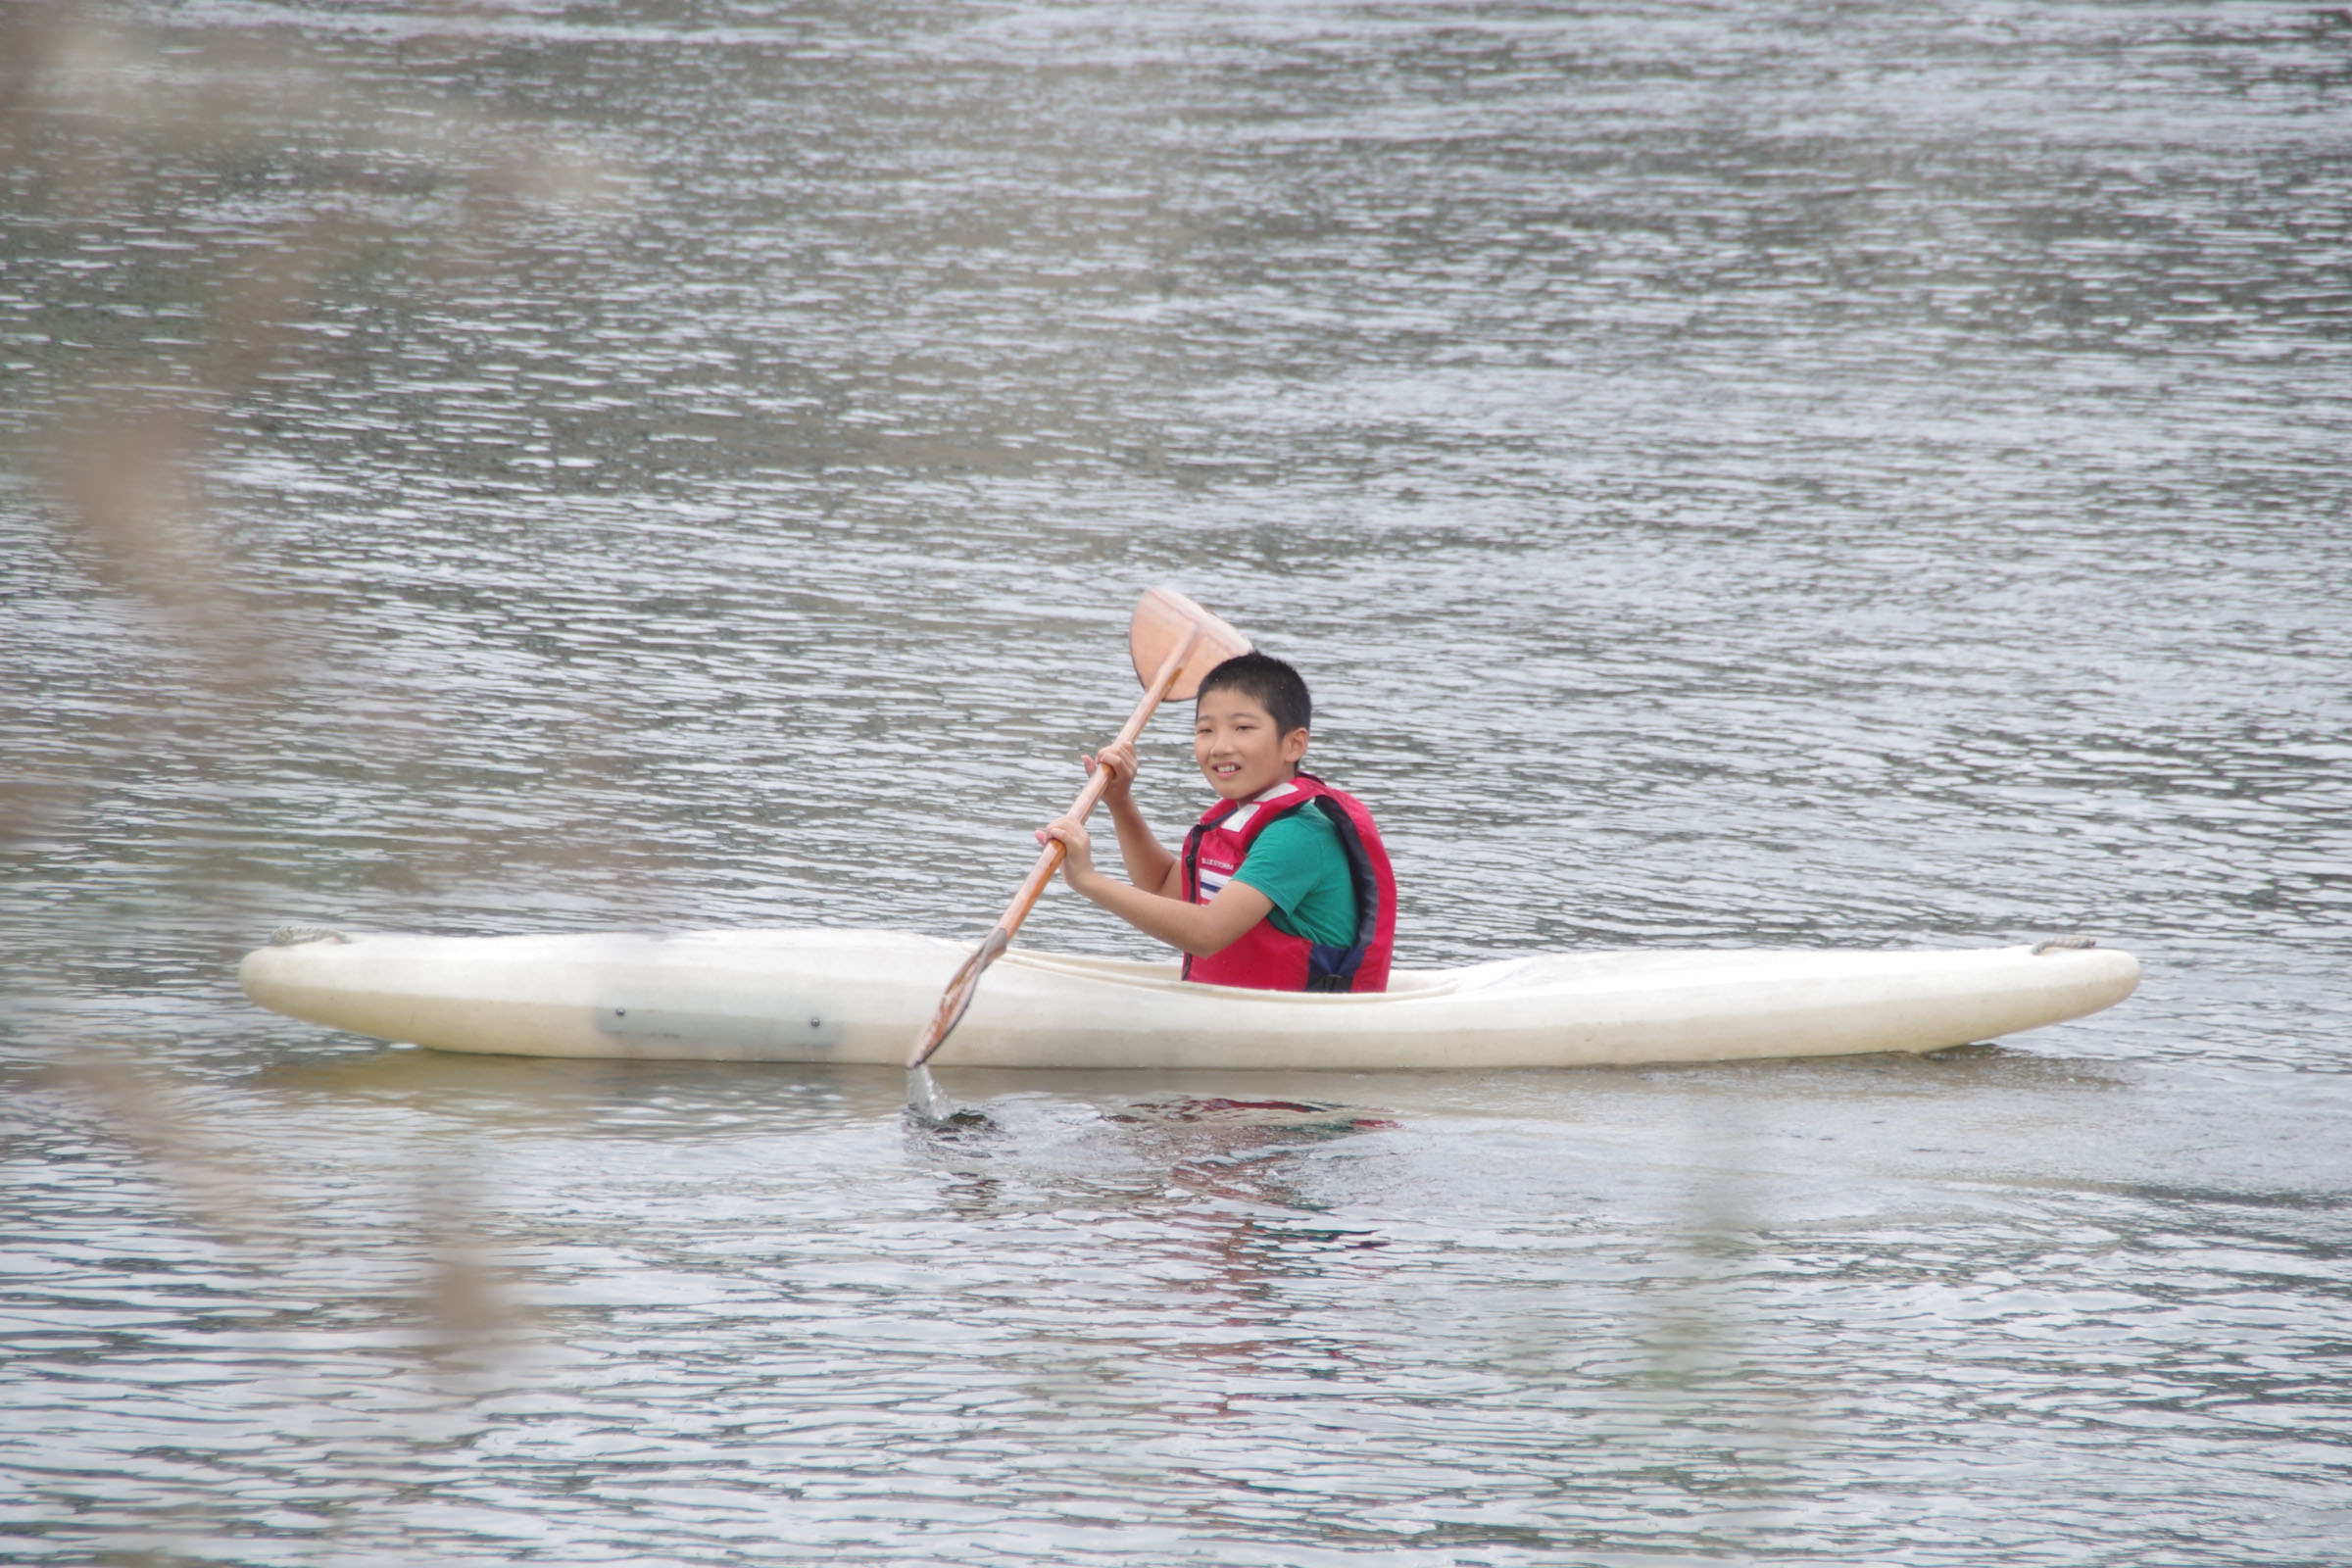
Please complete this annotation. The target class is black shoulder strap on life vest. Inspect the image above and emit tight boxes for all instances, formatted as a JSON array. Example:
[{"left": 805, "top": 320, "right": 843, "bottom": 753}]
[{"left": 1301, "top": 796, "right": 1383, "bottom": 993}]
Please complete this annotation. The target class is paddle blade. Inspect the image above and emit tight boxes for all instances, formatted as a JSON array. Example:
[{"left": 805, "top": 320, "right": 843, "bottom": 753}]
[
  {"left": 1130, "top": 586, "right": 1251, "bottom": 700},
  {"left": 907, "top": 925, "right": 1011, "bottom": 1067}
]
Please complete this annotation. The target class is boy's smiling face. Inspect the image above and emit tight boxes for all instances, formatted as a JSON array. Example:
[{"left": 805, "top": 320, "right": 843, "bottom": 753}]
[{"left": 1194, "top": 687, "right": 1309, "bottom": 802}]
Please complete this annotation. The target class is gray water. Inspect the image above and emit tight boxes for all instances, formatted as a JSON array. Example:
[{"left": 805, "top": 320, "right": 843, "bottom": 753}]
[{"left": 4, "top": 1, "right": 2350, "bottom": 1563}]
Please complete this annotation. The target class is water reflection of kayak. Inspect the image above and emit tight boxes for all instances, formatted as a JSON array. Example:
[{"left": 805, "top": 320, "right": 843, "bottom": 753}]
[{"left": 240, "top": 927, "right": 2138, "bottom": 1070}]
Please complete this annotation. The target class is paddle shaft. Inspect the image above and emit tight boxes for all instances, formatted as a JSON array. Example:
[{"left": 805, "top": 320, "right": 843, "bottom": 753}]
[{"left": 988, "top": 620, "right": 1201, "bottom": 946}]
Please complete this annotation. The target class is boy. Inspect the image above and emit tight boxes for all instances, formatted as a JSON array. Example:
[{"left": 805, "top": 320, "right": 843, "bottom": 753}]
[{"left": 1037, "top": 651, "right": 1396, "bottom": 992}]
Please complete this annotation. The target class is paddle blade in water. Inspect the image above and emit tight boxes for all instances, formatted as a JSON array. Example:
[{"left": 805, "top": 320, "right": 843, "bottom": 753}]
[
  {"left": 907, "top": 925, "right": 1010, "bottom": 1066},
  {"left": 1130, "top": 586, "right": 1251, "bottom": 700}
]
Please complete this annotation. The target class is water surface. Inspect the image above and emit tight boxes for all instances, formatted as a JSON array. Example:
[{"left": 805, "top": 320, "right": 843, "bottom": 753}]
[{"left": 3, "top": 2, "right": 2348, "bottom": 1563}]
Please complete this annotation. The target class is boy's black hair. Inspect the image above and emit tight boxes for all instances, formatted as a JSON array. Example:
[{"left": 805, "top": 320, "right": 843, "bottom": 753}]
[{"left": 1196, "top": 651, "right": 1311, "bottom": 737}]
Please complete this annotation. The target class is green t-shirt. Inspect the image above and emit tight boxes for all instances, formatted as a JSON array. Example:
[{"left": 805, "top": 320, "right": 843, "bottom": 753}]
[{"left": 1231, "top": 808, "right": 1359, "bottom": 949}]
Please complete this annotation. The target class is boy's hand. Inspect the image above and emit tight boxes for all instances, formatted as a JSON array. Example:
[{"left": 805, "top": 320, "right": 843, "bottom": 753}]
[
  {"left": 1037, "top": 816, "right": 1097, "bottom": 886},
  {"left": 1083, "top": 739, "right": 1139, "bottom": 802}
]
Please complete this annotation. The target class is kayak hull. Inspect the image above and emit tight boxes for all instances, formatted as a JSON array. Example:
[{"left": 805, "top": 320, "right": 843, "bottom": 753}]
[{"left": 239, "top": 928, "right": 2140, "bottom": 1071}]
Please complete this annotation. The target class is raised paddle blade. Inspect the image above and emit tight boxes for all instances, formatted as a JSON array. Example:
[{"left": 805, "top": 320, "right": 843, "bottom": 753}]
[{"left": 1131, "top": 586, "right": 1251, "bottom": 700}]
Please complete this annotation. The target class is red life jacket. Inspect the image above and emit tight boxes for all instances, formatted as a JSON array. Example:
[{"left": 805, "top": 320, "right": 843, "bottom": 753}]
[{"left": 1180, "top": 772, "right": 1396, "bottom": 993}]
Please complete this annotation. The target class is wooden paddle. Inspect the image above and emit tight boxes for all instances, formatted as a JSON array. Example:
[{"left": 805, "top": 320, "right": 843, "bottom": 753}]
[{"left": 907, "top": 587, "right": 1251, "bottom": 1067}]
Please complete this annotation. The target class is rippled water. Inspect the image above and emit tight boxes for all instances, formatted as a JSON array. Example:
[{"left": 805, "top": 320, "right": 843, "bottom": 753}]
[{"left": 4, "top": 2, "right": 2349, "bottom": 1564}]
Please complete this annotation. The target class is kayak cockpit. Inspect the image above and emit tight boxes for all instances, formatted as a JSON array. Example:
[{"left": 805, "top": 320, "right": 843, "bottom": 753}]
[{"left": 996, "top": 947, "right": 1470, "bottom": 1000}]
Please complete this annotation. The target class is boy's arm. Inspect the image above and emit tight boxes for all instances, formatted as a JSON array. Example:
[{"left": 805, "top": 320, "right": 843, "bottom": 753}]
[
  {"left": 1041, "top": 818, "right": 1271, "bottom": 957},
  {"left": 1089, "top": 739, "right": 1184, "bottom": 899}
]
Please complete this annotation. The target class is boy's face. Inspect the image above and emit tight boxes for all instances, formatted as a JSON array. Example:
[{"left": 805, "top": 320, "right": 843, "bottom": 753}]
[{"left": 1194, "top": 688, "right": 1309, "bottom": 802}]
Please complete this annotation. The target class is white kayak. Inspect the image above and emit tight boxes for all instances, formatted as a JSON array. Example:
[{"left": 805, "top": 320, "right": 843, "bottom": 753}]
[{"left": 239, "top": 926, "right": 2139, "bottom": 1071}]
